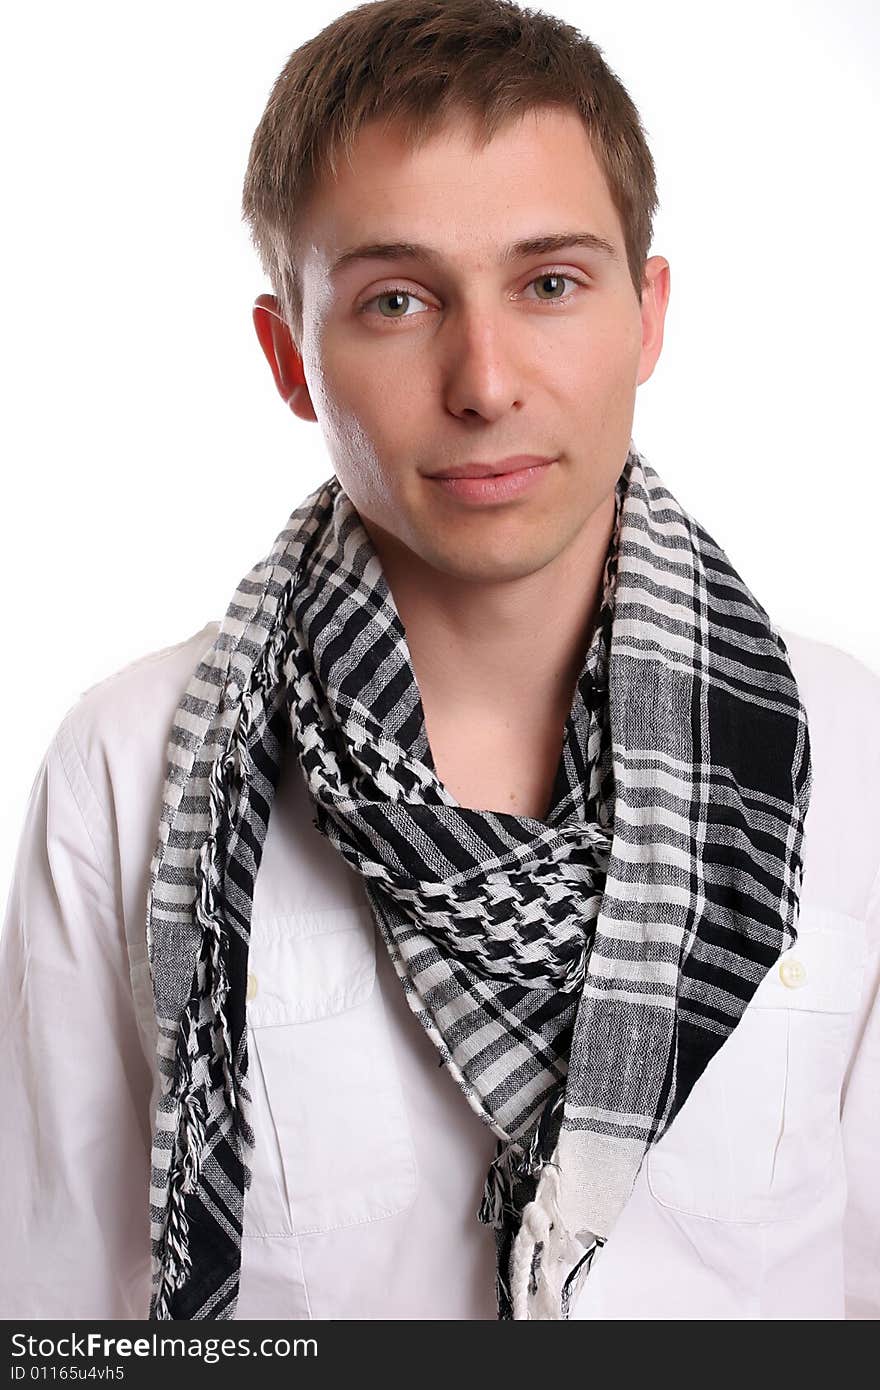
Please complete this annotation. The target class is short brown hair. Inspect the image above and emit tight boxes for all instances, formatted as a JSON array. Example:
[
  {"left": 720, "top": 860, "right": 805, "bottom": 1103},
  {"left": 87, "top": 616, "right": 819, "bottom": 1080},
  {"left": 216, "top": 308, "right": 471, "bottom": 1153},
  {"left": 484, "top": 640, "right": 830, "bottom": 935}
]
[{"left": 241, "top": 0, "right": 658, "bottom": 344}]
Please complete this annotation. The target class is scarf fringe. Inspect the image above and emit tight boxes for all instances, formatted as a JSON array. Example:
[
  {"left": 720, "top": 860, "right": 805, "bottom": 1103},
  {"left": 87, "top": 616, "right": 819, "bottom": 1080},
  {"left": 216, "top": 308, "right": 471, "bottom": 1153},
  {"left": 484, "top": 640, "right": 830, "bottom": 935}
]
[
  {"left": 508, "top": 1156, "right": 604, "bottom": 1319},
  {"left": 476, "top": 1086, "right": 606, "bottom": 1317},
  {"left": 152, "top": 579, "right": 296, "bottom": 1317}
]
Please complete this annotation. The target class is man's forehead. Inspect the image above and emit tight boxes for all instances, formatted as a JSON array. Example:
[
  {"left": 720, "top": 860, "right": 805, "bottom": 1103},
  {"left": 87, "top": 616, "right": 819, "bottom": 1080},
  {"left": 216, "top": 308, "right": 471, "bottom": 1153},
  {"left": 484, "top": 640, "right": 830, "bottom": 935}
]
[{"left": 298, "top": 109, "right": 624, "bottom": 274}]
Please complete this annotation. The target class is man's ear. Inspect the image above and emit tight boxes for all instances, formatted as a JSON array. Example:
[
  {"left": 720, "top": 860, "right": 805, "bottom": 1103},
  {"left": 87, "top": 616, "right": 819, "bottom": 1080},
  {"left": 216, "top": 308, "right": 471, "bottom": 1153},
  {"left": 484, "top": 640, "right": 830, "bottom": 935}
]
[
  {"left": 252, "top": 293, "right": 318, "bottom": 423},
  {"left": 636, "top": 256, "right": 671, "bottom": 387}
]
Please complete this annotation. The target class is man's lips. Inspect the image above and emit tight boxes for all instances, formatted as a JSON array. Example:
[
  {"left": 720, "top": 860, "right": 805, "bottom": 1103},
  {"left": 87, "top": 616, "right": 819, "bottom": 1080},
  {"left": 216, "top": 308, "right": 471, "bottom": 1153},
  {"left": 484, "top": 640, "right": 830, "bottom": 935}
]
[
  {"left": 425, "top": 457, "right": 557, "bottom": 505},
  {"left": 428, "top": 455, "right": 557, "bottom": 479}
]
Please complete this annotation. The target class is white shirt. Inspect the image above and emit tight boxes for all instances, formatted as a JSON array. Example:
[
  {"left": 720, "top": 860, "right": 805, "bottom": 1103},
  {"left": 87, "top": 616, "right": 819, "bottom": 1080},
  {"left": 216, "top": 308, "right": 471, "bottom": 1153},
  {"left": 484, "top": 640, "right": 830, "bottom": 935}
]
[{"left": 0, "top": 621, "right": 878, "bottom": 1321}]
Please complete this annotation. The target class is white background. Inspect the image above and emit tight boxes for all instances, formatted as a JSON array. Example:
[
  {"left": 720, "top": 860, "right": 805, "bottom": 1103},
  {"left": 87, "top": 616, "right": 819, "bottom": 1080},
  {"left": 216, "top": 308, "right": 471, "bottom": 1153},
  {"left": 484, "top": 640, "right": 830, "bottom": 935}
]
[{"left": 1, "top": 0, "right": 878, "bottom": 901}]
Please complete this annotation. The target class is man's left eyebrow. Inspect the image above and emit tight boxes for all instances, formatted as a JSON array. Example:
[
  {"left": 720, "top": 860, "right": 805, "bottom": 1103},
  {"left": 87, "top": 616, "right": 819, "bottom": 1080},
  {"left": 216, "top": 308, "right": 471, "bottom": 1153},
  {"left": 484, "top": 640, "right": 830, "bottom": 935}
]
[
  {"left": 502, "top": 231, "right": 619, "bottom": 264},
  {"left": 328, "top": 230, "right": 619, "bottom": 276}
]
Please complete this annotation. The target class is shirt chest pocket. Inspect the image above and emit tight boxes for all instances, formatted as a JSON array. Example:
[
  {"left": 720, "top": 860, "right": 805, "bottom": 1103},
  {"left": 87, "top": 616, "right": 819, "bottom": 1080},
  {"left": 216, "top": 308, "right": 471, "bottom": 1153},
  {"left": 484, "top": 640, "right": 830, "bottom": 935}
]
[
  {"left": 241, "top": 905, "right": 419, "bottom": 1239},
  {"left": 646, "top": 906, "right": 867, "bottom": 1224}
]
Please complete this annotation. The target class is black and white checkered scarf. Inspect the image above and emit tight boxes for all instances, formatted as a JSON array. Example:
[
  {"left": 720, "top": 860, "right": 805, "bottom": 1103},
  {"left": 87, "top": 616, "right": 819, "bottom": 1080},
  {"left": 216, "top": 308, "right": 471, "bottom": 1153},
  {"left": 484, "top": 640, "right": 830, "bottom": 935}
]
[{"left": 146, "top": 446, "right": 812, "bottom": 1320}]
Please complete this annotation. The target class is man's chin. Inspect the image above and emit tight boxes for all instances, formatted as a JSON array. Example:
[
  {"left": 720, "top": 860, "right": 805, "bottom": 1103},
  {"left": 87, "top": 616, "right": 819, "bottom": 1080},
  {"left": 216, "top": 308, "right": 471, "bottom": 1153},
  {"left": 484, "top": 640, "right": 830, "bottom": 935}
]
[
  {"left": 357, "top": 501, "right": 578, "bottom": 587},
  {"left": 410, "top": 538, "right": 565, "bottom": 586}
]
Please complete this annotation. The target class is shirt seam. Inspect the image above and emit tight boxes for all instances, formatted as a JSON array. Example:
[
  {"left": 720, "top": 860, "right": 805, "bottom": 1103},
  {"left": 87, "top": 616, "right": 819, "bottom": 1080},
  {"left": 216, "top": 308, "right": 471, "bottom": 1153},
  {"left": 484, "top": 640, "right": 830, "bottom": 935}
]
[
  {"left": 865, "top": 841, "right": 880, "bottom": 931},
  {"left": 52, "top": 713, "right": 115, "bottom": 893},
  {"left": 52, "top": 708, "right": 162, "bottom": 1080}
]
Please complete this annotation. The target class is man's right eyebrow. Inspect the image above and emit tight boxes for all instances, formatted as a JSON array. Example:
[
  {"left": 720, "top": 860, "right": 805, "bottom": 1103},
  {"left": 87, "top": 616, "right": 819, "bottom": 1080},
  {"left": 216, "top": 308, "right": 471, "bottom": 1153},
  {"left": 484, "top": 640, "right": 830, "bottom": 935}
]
[
  {"left": 329, "top": 241, "right": 444, "bottom": 277},
  {"left": 328, "top": 231, "right": 619, "bottom": 277}
]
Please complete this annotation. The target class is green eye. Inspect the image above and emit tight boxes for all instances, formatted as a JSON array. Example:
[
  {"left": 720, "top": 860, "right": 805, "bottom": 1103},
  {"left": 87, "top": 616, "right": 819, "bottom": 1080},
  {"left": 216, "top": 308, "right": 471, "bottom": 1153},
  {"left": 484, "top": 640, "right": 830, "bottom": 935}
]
[
  {"left": 532, "top": 274, "right": 568, "bottom": 300},
  {"left": 377, "top": 291, "right": 412, "bottom": 317}
]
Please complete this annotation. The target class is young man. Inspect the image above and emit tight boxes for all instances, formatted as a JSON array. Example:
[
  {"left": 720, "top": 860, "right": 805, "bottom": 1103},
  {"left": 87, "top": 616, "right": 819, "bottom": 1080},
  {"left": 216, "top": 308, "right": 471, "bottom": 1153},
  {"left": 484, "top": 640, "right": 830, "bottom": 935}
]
[{"left": 1, "top": 0, "right": 877, "bottom": 1322}]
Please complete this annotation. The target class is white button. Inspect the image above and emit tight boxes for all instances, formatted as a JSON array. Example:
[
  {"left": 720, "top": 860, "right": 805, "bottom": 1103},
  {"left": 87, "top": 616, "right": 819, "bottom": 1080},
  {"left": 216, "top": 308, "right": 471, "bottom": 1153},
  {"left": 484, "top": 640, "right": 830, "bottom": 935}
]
[
  {"left": 246, "top": 971, "right": 258, "bottom": 1001},
  {"left": 779, "top": 957, "right": 807, "bottom": 989}
]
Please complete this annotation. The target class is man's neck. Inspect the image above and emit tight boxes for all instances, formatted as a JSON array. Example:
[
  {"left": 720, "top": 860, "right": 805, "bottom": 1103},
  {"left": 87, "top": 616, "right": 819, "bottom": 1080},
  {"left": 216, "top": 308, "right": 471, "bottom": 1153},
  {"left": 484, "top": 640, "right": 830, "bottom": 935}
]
[{"left": 360, "top": 489, "right": 617, "bottom": 815}]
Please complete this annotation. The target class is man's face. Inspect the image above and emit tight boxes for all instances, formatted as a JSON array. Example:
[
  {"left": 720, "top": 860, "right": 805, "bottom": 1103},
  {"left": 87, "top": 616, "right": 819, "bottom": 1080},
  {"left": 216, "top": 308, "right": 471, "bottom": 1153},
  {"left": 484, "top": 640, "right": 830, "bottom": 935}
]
[{"left": 262, "top": 105, "right": 669, "bottom": 583}]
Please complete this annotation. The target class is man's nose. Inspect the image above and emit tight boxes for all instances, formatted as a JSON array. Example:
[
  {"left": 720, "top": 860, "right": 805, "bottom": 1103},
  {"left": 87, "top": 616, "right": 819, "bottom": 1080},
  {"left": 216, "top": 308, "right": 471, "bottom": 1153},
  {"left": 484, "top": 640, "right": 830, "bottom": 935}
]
[{"left": 440, "top": 303, "right": 526, "bottom": 423}]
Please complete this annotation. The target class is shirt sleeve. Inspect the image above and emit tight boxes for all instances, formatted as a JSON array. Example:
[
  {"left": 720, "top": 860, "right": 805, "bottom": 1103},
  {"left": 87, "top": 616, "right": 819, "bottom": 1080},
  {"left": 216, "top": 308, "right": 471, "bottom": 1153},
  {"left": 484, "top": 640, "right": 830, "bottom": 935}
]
[
  {"left": 841, "top": 854, "right": 880, "bottom": 1320},
  {"left": 0, "top": 716, "right": 154, "bottom": 1319}
]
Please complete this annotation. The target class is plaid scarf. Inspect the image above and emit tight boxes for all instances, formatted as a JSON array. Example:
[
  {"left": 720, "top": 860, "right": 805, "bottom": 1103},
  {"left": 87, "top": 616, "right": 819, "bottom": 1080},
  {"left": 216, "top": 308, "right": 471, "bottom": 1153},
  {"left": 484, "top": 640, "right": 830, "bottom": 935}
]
[{"left": 146, "top": 446, "right": 812, "bottom": 1320}]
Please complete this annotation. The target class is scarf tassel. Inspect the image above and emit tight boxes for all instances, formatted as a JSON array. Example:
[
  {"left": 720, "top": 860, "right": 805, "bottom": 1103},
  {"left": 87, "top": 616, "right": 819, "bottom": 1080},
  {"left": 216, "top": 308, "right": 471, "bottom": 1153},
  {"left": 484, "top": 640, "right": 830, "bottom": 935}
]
[{"left": 154, "top": 580, "right": 297, "bottom": 1315}]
